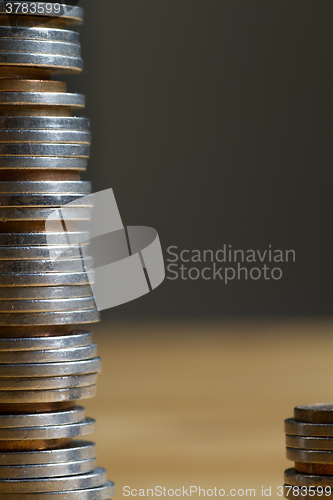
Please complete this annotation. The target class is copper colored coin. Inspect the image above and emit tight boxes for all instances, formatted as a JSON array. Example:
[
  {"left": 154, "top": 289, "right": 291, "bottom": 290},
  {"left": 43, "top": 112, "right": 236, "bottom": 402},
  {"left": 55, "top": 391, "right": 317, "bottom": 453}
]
[
  {"left": 286, "top": 435, "right": 333, "bottom": 451},
  {"left": 285, "top": 468, "right": 333, "bottom": 487},
  {"left": 287, "top": 447, "right": 333, "bottom": 464},
  {"left": 295, "top": 463, "right": 333, "bottom": 475},
  {"left": 294, "top": 405, "right": 333, "bottom": 424},
  {"left": 285, "top": 418, "right": 333, "bottom": 437}
]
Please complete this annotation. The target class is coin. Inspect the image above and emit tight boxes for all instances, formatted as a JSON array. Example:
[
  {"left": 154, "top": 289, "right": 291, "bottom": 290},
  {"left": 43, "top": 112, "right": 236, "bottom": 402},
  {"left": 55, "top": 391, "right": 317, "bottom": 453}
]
[
  {"left": 0, "top": 116, "right": 89, "bottom": 130},
  {"left": 0, "top": 246, "right": 89, "bottom": 261},
  {"left": 0, "top": 406, "right": 85, "bottom": 427},
  {"left": 0, "top": 207, "right": 91, "bottom": 221},
  {"left": 0, "top": 257, "right": 93, "bottom": 273},
  {"left": 0, "top": 92, "right": 85, "bottom": 107},
  {"left": 0, "top": 271, "right": 94, "bottom": 287},
  {"left": 0, "top": 467, "right": 106, "bottom": 493},
  {"left": 0, "top": 309, "right": 99, "bottom": 326},
  {"left": 0, "top": 53, "right": 82, "bottom": 73},
  {"left": 0, "top": 232, "right": 90, "bottom": 246},
  {"left": 0, "top": 195, "right": 91, "bottom": 208},
  {"left": 0, "top": 297, "right": 96, "bottom": 312},
  {"left": 0, "top": 208, "right": 91, "bottom": 221},
  {"left": 286, "top": 435, "right": 333, "bottom": 450},
  {"left": 285, "top": 468, "right": 333, "bottom": 487},
  {"left": 0, "top": 344, "right": 97, "bottom": 363},
  {"left": 0, "top": 286, "right": 92, "bottom": 300},
  {"left": 0, "top": 194, "right": 92, "bottom": 206},
  {"left": 0, "top": 157, "right": 87, "bottom": 170},
  {"left": 0, "top": 441, "right": 96, "bottom": 466},
  {"left": 0, "top": 181, "right": 91, "bottom": 194},
  {"left": 0, "top": 116, "right": 90, "bottom": 133},
  {"left": 0, "top": 40, "right": 81, "bottom": 57},
  {"left": 0, "top": 143, "right": 89, "bottom": 157},
  {"left": 0, "top": 458, "right": 96, "bottom": 479},
  {"left": 0, "top": 385, "right": 97, "bottom": 403},
  {"left": 0, "top": 331, "right": 92, "bottom": 350},
  {"left": 286, "top": 448, "right": 333, "bottom": 464},
  {"left": 0, "top": 27, "right": 80, "bottom": 44},
  {"left": 0, "top": 130, "right": 90, "bottom": 143},
  {"left": 0, "top": 296, "right": 96, "bottom": 312},
  {"left": 0, "top": 418, "right": 95, "bottom": 442},
  {"left": 0, "top": 373, "right": 98, "bottom": 391},
  {"left": 0, "top": 357, "right": 101, "bottom": 377},
  {"left": 285, "top": 418, "right": 333, "bottom": 437},
  {"left": 0, "top": 481, "right": 116, "bottom": 499},
  {"left": 294, "top": 405, "right": 333, "bottom": 424}
]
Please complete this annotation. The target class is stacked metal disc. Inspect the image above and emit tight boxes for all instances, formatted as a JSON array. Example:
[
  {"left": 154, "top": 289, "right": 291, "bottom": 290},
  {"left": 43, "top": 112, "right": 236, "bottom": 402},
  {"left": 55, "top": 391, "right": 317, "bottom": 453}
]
[
  {"left": 284, "top": 404, "right": 333, "bottom": 499},
  {"left": 0, "top": 3, "right": 115, "bottom": 498}
]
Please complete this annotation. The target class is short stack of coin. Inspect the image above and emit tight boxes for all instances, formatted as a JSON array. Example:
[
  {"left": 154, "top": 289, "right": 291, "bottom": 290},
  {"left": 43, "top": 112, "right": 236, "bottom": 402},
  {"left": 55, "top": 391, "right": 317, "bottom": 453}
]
[
  {"left": 284, "top": 404, "right": 333, "bottom": 499},
  {"left": 0, "top": 2, "right": 114, "bottom": 498}
]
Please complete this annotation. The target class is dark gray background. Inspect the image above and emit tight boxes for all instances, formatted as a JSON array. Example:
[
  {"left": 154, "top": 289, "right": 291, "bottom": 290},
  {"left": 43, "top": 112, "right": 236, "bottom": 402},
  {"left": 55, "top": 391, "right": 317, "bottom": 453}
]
[{"left": 65, "top": 0, "right": 332, "bottom": 319}]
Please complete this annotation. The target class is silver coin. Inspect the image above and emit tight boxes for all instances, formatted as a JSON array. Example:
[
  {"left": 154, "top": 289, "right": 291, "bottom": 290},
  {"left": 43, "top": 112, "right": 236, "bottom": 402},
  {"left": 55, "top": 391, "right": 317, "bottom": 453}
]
[
  {"left": 0, "top": 384, "right": 97, "bottom": 403},
  {"left": 0, "top": 181, "right": 91, "bottom": 194},
  {"left": 286, "top": 448, "right": 333, "bottom": 464},
  {"left": 0, "top": 286, "right": 92, "bottom": 300},
  {"left": 0, "top": 458, "right": 96, "bottom": 479},
  {"left": 0, "top": 441, "right": 96, "bottom": 466},
  {"left": 0, "top": 39, "right": 80, "bottom": 58},
  {"left": 286, "top": 435, "right": 333, "bottom": 450},
  {"left": 285, "top": 468, "right": 333, "bottom": 488},
  {"left": 0, "top": 297, "right": 96, "bottom": 313},
  {"left": 0, "top": 467, "right": 106, "bottom": 494},
  {"left": 0, "top": 232, "right": 90, "bottom": 246},
  {"left": 0, "top": 130, "right": 90, "bottom": 143},
  {"left": 0, "top": 193, "right": 92, "bottom": 206},
  {"left": 0, "top": 92, "right": 84, "bottom": 107},
  {"left": 0, "top": 271, "right": 94, "bottom": 287},
  {"left": 0, "top": 289, "right": 94, "bottom": 304},
  {"left": 0, "top": 157, "right": 87, "bottom": 170},
  {"left": 0, "top": 3, "right": 84, "bottom": 24},
  {"left": 0, "top": 418, "right": 95, "bottom": 442},
  {"left": 0, "top": 246, "right": 89, "bottom": 260},
  {"left": 0, "top": 481, "right": 116, "bottom": 500},
  {"left": 0, "top": 143, "right": 89, "bottom": 157},
  {"left": 285, "top": 418, "right": 333, "bottom": 437},
  {"left": 0, "top": 39, "right": 81, "bottom": 57},
  {"left": 0, "top": 116, "right": 89, "bottom": 131},
  {"left": 0, "top": 331, "right": 92, "bottom": 351},
  {"left": 0, "top": 343, "right": 97, "bottom": 363},
  {"left": 0, "top": 373, "right": 98, "bottom": 391},
  {"left": 0, "top": 27, "right": 80, "bottom": 44},
  {"left": 0, "top": 309, "right": 99, "bottom": 326},
  {"left": 0, "top": 357, "right": 101, "bottom": 377},
  {"left": 0, "top": 207, "right": 91, "bottom": 221},
  {"left": 0, "top": 54, "right": 83, "bottom": 73},
  {"left": 0, "top": 406, "right": 85, "bottom": 427},
  {"left": 0, "top": 256, "right": 93, "bottom": 273}
]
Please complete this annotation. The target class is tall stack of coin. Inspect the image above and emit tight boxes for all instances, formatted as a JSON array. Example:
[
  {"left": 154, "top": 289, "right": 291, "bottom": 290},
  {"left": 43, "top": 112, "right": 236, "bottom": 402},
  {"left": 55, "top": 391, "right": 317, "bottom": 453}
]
[
  {"left": 284, "top": 404, "right": 333, "bottom": 499},
  {"left": 0, "top": 3, "right": 114, "bottom": 498}
]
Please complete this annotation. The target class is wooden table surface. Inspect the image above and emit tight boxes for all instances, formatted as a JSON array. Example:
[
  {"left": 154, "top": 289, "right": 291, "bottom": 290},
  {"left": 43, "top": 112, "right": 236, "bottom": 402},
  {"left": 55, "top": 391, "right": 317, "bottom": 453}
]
[{"left": 85, "top": 319, "right": 333, "bottom": 499}]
